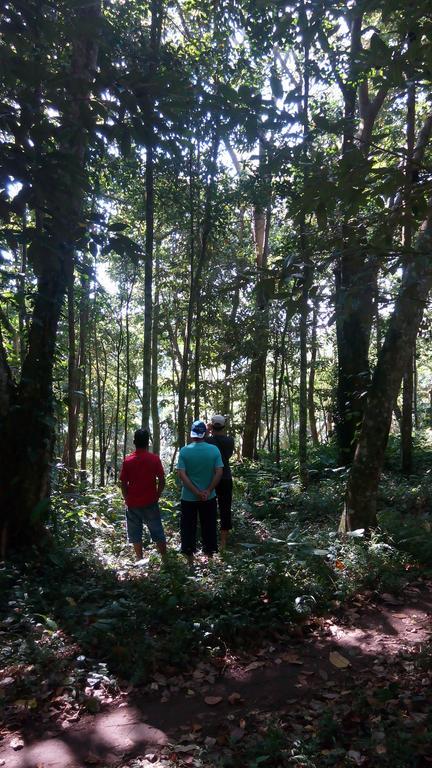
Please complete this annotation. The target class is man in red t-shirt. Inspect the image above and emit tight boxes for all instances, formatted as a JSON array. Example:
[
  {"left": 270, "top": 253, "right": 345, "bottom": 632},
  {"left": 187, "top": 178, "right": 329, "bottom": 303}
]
[{"left": 120, "top": 429, "right": 166, "bottom": 561}]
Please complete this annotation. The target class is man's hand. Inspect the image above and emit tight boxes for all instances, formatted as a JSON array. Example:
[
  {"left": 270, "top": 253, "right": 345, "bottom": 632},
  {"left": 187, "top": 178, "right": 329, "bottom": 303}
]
[{"left": 198, "top": 489, "right": 210, "bottom": 502}]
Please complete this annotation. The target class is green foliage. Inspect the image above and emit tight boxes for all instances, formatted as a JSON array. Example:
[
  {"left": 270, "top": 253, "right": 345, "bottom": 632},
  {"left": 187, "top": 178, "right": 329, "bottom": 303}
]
[{"left": 3, "top": 457, "right": 429, "bottom": 705}]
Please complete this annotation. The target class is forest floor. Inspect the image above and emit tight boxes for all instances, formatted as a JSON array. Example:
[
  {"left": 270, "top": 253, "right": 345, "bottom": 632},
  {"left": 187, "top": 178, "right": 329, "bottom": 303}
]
[
  {"left": 1, "top": 458, "right": 432, "bottom": 767},
  {"left": 1, "top": 575, "right": 431, "bottom": 768}
]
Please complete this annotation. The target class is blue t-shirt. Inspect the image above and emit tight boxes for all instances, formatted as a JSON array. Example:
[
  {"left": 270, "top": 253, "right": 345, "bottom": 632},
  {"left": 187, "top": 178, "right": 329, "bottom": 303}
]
[{"left": 177, "top": 442, "right": 224, "bottom": 501}]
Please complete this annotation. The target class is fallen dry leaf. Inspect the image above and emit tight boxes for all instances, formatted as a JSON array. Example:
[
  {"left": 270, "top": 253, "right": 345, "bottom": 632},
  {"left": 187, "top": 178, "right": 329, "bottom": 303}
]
[
  {"left": 173, "top": 744, "right": 199, "bottom": 753},
  {"left": 347, "top": 749, "right": 365, "bottom": 765},
  {"left": 244, "top": 661, "right": 265, "bottom": 671},
  {"left": 84, "top": 753, "right": 101, "bottom": 765},
  {"left": 10, "top": 737, "right": 24, "bottom": 750},
  {"left": 204, "top": 696, "right": 223, "bottom": 706},
  {"left": 281, "top": 653, "right": 304, "bottom": 665},
  {"left": 329, "top": 651, "right": 350, "bottom": 669},
  {"left": 228, "top": 692, "right": 242, "bottom": 705}
]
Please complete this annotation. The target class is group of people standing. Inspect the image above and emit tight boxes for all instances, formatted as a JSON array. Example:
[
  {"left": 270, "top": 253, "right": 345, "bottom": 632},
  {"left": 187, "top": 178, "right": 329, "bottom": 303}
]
[{"left": 119, "top": 416, "right": 234, "bottom": 565}]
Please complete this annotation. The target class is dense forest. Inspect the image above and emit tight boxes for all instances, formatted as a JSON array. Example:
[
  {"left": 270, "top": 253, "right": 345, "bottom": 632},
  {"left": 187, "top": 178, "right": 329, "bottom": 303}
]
[
  {"left": 1, "top": 0, "right": 432, "bottom": 547},
  {"left": 1, "top": 1, "right": 432, "bottom": 766}
]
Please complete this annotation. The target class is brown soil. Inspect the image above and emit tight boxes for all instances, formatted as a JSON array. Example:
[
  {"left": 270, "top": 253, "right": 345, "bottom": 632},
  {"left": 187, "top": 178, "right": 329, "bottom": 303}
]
[{"left": 1, "top": 580, "right": 431, "bottom": 768}]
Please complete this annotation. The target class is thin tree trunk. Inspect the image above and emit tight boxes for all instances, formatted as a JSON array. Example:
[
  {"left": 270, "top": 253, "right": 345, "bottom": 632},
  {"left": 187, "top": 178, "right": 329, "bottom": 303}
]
[
  {"left": 268, "top": 329, "right": 279, "bottom": 453},
  {"left": 64, "top": 267, "right": 80, "bottom": 482},
  {"left": 177, "top": 146, "right": 196, "bottom": 449},
  {"left": 113, "top": 294, "right": 124, "bottom": 480},
  {"left": 401, "top": 73, "right": 416, "bottom": 474},
  {"left": 413, "top": 344, "right": 419, "bottom": 429},
  {"left": 78, "top": 268, "right": 91, "bottom": 481},
  {"left": 17, "top": 209, "right": 28, "bottom": 365},
  {"left": 178, "top": 127, "right": 220, "bottom": 447},
  {"left": 308, "top": 298, "right": 319, "bottom": 447},
  {"left": 193, "top": 299, "right": 201, "bottom": 420},
  {"left": 151, "top": 246, "right": 161, "bottom": 454},
  {"left": 222, "top": 271, "right": 241, "bottom": 417},
  {"left": 242, "top": 159, "right": 272, "bottom": 460},
  {"left": 142, "top": 0, "right": 163, "bottom": 430},
  {"left": 123, "top": 279, "right": 134, "bottom": 461},
  {"left": 298, "top": 2, "right": 311, "bottom": 485},
  {"left": 275, "top": 312, "right": 289, "bottom": 465},
  {"left": 142, "top": 139, "right": 154, "bottom": 431}
]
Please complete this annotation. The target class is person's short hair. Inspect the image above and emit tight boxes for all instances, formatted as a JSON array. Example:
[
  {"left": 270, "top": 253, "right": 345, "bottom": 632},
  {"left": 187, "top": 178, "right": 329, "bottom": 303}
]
[{"left": 134, "top": 428, "right": 150, "bottom": 448}]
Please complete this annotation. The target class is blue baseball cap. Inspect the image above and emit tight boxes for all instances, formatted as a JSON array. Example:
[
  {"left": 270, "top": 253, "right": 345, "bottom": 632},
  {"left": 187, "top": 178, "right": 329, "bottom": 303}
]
[{"left": 190, "top": 420, "right": 207, "bottom": 438}]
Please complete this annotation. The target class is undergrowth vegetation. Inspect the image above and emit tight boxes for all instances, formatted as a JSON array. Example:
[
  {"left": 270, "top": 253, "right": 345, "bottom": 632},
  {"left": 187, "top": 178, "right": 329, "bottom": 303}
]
[{"left": 2, "top": 444, "right": 431, "bottom": 720}]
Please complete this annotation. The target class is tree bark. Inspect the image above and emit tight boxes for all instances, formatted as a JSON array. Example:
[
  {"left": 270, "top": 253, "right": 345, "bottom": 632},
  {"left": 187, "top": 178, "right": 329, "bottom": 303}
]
[
  {"left": 63, "top": 267, "right": 80, "bottom": 482},
  {"left": 401, "top": 73, "right": 416, "bottom": 474},
  {"left": 178, "top": 127, "right": 220, "bottom": 447},
  {"left": 0, "top": 0, "right": 101, "bottom": 548},
  {"left": 113, "top": 291, "right": 124, "bottom": 480},
  {"left": 78, "top": 268, "right": 91, "bottom": 481},
  {"left": 242, "top": 141, "right": 272, "bottom": 459},
  {"left": 334, "top": 9, "right": 388, "bottom": 464},
  {"left": 242, "top": 208, "right": 271, "bottom": 459},
  {"left": 142, "top": 0, "right": 163, "bottom": 430},
  {"left": 341, "top": 206, "right": 432, "bottom": 531},
  {"left": 151, "top": 246, "right": 161, "bottom": 453},
  {"left": 308, "top": 298, "right": 320, "bottom": 447}
]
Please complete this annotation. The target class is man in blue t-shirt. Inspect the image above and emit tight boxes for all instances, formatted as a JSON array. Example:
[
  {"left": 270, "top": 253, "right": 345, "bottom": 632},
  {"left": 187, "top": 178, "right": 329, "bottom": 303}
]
[{"left": 177, "top": 420, "right": 223, "bottom": 564}]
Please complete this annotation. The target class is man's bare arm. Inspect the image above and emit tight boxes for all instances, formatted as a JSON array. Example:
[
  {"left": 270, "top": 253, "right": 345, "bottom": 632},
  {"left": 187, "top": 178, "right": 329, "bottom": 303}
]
[
  {"left": 177, "top": 469, "right": 201, "bottom": 498},
  {"left": 200, "top": 466, "right": 223, "bottom": 501},
  {"left": 157, "top": 475, "right": 166, "bottom": 500},
  {"left": 121, "top": 480, "right": 128, "bottom": 501}
]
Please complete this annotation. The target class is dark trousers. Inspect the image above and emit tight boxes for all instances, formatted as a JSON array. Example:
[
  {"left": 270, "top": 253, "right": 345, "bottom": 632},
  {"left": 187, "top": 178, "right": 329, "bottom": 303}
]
[
  {"left": 180, "top": 498, "right": 218, "bottom": 556},
  {"left": 216, "top": 478, "right": 233, "bottom": 530}
]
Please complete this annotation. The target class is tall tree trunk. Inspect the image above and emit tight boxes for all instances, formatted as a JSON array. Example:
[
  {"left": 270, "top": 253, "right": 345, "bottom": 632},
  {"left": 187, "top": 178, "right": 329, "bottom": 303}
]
[
  {"left": 242, "top": 141, "right": 272, "bottom": 459},
  {"left": 123, "top": 278, "right": 134, "bottom": 461},
  {"left": 78, "top": 269, "right": 91, "bottom": 481},
  {"left": 177, "top": 146, "right": 196, "bottom": 449},
  {"left": 401, "top": 357, "right": 413, "bottom": 473},
  {"left": 17, "top": 209, "right": 28, "bottom": 365},
  {"left": 401, "top": 73, "right": 416, "bottom": 474},
  {"left": 142, "top": 139, "right": 154, "bottom": 430},
  {"left": 298, "top": 2, "right": 311, "bottom": 485},
  {"left": 113, "top": 293, "right": 124, "bottom": 480},
  {"left": 341, "top": 206, "right": 432, "bottom": 531},
  {"left": 267, "top": 329, "right": 279, "bottom": 453},
  {"left": 413, "top": 345, "right": 419, "bottom": 429},
  {"left": 142, "top": 0, "right": 163, "bottom": 429},
  {"left": 151, "top": 247, "right": 161, "bottom": 454},
  {"left": 275, "top": 312, "right": 289, "bottom": 465},
  {"left": 193, "top": 299, "right": 202, "bottom": 420},
  {"left": 178, "top": 128, "right": 220, "bottom": 447},
  {"left": 64, "top": 267, "right": 80, "bottom": 482},
  {"left": 334, "top": 9, "right": 388, "bottom": 464},
  {"left": 308, "top": 298, "right": 319, "bottom": 447},
  {"left": 222, "top": 270, "right": 241, "bottom": 417},
  {"left": 94, "top": 328, "right": 106, "bottom": 486},
  {"left": 0, "top": 0, "right": 101, "bottom": 548}
]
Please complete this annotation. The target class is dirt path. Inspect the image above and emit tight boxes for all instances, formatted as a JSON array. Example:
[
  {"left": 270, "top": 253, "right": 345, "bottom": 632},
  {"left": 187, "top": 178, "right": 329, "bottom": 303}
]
[{"left": 2, "top": 580, "right": 431, "bottom": 768}]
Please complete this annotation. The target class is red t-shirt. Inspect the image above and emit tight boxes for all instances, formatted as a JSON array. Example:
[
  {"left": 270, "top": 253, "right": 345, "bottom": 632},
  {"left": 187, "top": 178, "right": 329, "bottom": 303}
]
[{"left": 120, "top": 449, "right": 165, "bottom": 507}]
